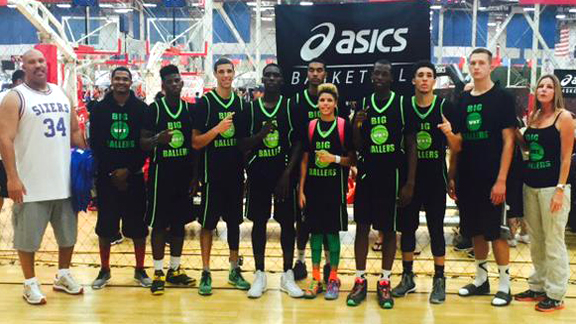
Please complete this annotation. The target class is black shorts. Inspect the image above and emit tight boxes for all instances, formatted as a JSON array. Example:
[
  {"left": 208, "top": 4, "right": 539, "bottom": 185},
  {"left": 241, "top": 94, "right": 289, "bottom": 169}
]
[
  {"left": 245, "top": 179, "right": 297, "bottom": 225},
  {"left": 457, "top": 178, "right": 503, "bottom": 241},
  {"left": 95, "top": 173, "right": 148, "bottom": 239},
  {"left": 303, "top": 177, "right": 348, "bottom": 234},
  {"left": 506, "top": 171, "right": 524, "bottom": 218},
  {"left": 199, "top": 179, "right": 243, "bottom": 230},
  {"left": 304, "top": 199, "right": 347, "bottom": 234},
  {"left": 145, "top": 162, "right": 194, "bottom": 231},
  {"left": 0, "top": 160, "right": 8, "bottom": 198},
  {"left": 399, "top": 166, "right": 447, "bottom": 234},
  {"left": 354, "top": 168, "right": 403, "bottom": 232}
]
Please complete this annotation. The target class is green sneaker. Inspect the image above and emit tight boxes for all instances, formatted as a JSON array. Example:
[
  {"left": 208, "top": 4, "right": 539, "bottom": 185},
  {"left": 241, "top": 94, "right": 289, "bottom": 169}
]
[
  {"left": 228, "top": 267, "right": 251, "bottom": 290},
  {"left": 198, "top": 270, "right": 212, "bottom": 296}
]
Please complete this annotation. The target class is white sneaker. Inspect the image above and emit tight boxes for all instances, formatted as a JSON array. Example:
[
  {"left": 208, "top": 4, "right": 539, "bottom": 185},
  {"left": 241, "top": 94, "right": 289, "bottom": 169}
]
[
  {"left": 507, "top": 238, "right": 517, "bottom": 247},
  {"left": 517, "top": 234, "right": 530, "bottom": 244},
  {"left": 23, "top": 281, "right": 46, "bottom": 305},
  {"left": 247, "top": 270, "right": 267, "bottom": 298},
  {"left": 280, "top": 269, "right": 304, "bottom": 298},
  {"left": 54, "top": 273, "right": 84, "bottom": 295}
]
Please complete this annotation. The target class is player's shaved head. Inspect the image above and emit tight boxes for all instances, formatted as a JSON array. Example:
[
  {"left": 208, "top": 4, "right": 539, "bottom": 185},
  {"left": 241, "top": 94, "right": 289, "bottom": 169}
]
[
  {"left": 22, "top": 49, "right": 44, "bottom": 62},
  {"left": 21, "top": 49, "right": 48, "bottom": 89}
]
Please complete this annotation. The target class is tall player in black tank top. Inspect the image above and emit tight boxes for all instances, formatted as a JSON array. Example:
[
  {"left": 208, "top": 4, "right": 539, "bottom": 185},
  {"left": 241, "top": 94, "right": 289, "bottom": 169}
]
[
  {"left": 346, "top": 59, "right": 417, "bottom": 309},
  {"left": 393, "top": 61, "right": 454, "bottom": 304},
  {"left": 237, "top": 64, "right": 304, "bottom": 298},
  {"left": 514, "top": 75, "right": 574, "bottom": 312},
  {"left": 444, "top": 49, "right": 517, "bottom": 306},
  {"left": 140, "top": 65, "right": 196, "bottom": 295},
  {"left": 192, "top": 58, "right": 250, "bottom": 295}
]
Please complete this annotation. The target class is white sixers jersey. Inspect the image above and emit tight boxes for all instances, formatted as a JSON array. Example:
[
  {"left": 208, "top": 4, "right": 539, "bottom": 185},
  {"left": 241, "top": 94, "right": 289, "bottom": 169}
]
[{"left": 13, "top": 83, "right": 71, "bottom": 202}]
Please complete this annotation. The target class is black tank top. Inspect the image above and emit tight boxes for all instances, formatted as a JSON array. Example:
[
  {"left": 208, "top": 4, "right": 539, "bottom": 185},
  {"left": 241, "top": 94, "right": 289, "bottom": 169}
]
[{"left": 523, "top": 113, "right": 562, "bottom": 188}]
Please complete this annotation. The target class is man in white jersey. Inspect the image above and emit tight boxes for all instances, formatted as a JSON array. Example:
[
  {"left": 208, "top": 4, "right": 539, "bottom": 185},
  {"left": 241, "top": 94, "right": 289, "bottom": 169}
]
[
  {"left": 0, "top": 70, "right": 25, "bottom": 212},
  {"left": 0, "top": 49, "right": 86, "bottom": 305}
]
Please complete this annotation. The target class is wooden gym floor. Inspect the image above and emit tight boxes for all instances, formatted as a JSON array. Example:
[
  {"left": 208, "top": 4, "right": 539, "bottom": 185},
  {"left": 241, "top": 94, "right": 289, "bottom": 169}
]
[{"left": 0, "top": 267, "right": 574, "bottom": 323}]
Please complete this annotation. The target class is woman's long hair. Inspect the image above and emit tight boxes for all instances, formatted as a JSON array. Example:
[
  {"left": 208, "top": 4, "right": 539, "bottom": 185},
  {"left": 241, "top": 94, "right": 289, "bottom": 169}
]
[{"left": 529, "top": 74, "right": 565, "bottom": 126}]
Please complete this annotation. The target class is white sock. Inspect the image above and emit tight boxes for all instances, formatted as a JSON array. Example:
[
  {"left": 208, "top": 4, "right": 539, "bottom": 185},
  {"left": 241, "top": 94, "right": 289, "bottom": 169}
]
[
  {"left": 381, "top": 270, "right": 391, "bottom": 280},
  {"left": 324, "top": 250, "right": 330, "bottom": 264},
  {"left": 24, "top": 277, "right": 37, "bottom": 286},
  {"left": 153, "top": 259, "right": 164, "bottom": 271},
  {"left": 57, "top": 268, "right": 70, "bottom": 278},
  {"left": 474, "top": 259, "right": 488, "bottom": 287},
  {"left": 230, "top": 260, "right": 239, "bottom": 269},
  {"left": 355, "top": 270, "right": 366, "bottom": 279},
  {"left": 297, "top": 250, "right": 306, "bottom": 263},
  {"left": 498, "top": 265, "right": 510, "bottom": 293},
  {"left": 170, "top": 256, "right": 181, "bottom": 270}
]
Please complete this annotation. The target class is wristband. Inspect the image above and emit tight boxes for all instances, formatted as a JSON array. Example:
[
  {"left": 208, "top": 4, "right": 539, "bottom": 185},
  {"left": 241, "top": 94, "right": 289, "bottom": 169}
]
[
  {"left": 556, "top": 183, "right": 566, "bottom": 191},
  {"left": 335, "top": 155, "right": 341, "bottom": 164}
]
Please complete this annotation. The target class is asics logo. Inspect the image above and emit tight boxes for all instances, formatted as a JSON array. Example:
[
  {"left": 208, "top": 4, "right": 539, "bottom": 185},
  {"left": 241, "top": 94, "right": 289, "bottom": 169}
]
[
  {"left": 300, "top": 23, "right": 336, "bottom": 61},
  {"left": 561, "top": 74, "right": 575, "bottom": 87},
  {"left": 300, "top": 22, "right": 410, "bottom": 61}
]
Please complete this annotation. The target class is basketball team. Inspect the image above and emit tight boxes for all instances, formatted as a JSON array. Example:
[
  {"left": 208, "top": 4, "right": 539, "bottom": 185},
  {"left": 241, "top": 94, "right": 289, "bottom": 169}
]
[{"left": 0, "top": 47, "right": 572, "bottom": 313}]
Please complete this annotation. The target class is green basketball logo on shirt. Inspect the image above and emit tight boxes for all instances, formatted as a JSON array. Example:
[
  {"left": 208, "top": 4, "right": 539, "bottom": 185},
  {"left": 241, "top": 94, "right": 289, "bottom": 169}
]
[
  {"left": 417, "top": 131, "right": 433, "bottom": 150},
  {"left": 466, "top": 112, "right": 482, "bottom": 131},
  {"left": 263, "top": 129, "right": 279, "bottom": 148},
  {"left": 169, "top": 129, "right": 185, "bottom": 149},
  {"left": 371, "top": 125, "right": 389, "bottom": 145},
  {"left": 529, "top": 142, "right": 545, "bottom": 161},
  {"left": 221, "top": 124, "right": 235, "bottom": 139},
  {"left": 315, "top": 149, "right": 330, "bottom": 168},
  {"left": 110, "top": 121, "right": 130, "bottom": 140}
]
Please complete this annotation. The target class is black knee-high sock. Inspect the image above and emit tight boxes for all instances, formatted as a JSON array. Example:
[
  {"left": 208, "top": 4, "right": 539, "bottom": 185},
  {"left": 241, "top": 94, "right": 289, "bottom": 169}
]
[
  {"left": 251, "top": 220, "right": 267, "bottom": 271},
  {"left": 280, "top": 221, "right": 295, "bottom": 272}
]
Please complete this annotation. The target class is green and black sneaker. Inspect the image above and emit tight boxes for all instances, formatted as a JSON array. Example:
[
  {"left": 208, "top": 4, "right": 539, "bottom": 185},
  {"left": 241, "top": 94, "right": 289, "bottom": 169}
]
[
  {"left": 167, "top": 267, "right": 196, "bottom": 286},
  {"left": 151, "top": 270, "right": 165, "bottom": 295},
  {"left": 198, "top": 270, "right": 212, "bottom": 296},
  {"left": 346, "top": 277, "right": 367, "bottom": 307},
  {"left": 228, "top": 267, "right": 251, "bottom": 290}
]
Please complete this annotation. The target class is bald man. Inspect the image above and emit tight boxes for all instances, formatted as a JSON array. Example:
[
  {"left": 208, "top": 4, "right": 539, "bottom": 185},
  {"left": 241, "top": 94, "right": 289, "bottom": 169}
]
[{"left": 0, "top": 49, "right": 86, "bottom": 305}]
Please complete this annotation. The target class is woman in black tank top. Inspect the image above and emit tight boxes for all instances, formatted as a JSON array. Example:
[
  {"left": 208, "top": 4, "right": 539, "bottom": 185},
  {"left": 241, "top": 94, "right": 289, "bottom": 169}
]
[{"left": 514, "top": 75, "right": 574, "bottom": 311}]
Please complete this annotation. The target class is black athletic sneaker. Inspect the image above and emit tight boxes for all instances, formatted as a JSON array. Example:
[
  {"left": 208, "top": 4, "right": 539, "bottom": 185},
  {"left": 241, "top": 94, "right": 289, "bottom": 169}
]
[
  {"left": 514, "top": 289, "right": 546, "bottom": 302},
  {"left": 377, "top": 279, "right": 394, "bottom": 309},
  {"left": 323, "top": 263, "right": 331, "bottom": 284},
  {"left": 151, "top": 270, "right": 165, "bottom": 295},
  {"left": 166, "top": 267, "right": 196, "bottom": 286},
  {"left": 536, "top": 297, "right": 565, "bottom": 312},
  {"left": 454, "top": 236, "right": 472, "bottom": 251},
  {"left": 429, "top": 277, "right": 446, "bottom": 304},
  {"left": 293, "top": 261, "right": 307, "bottom": 281},
  {"left": 391, "top": 272, "right": 416, "bottom": 297},
  {"left": 458, "top": 280, "right": 490, "bottom": 297},
  {"left": 346, "top": 277, "right": 368, "bottom": 307},
  {"left": 110, "top": 232, "right": 124, "bottom": 246},
  {"left": 134, "top": 268, "right": 153, "bottom": 287}
]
